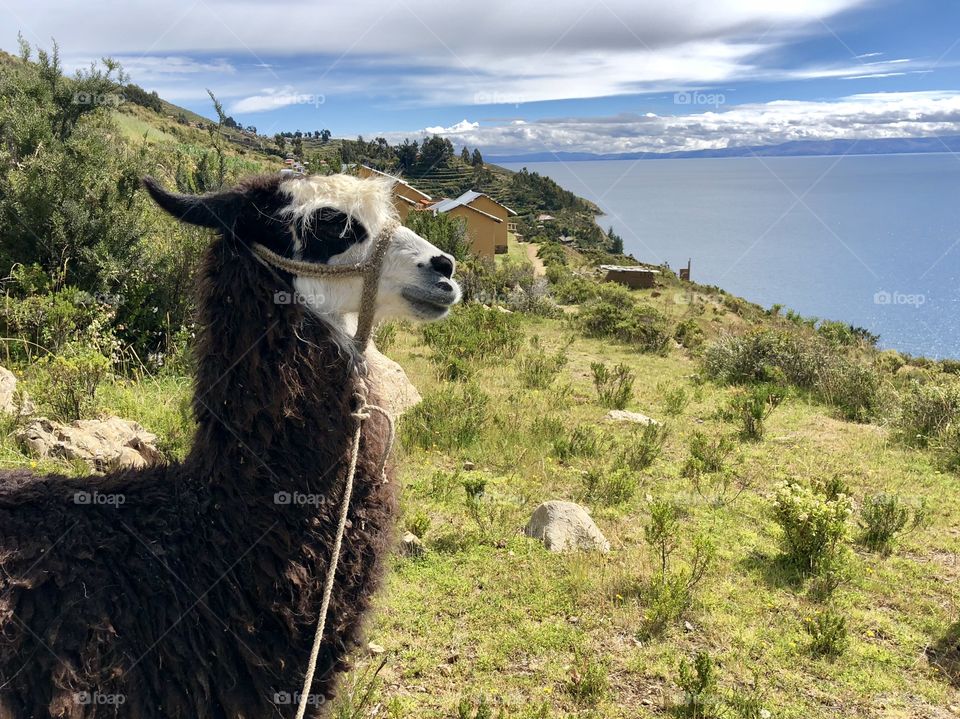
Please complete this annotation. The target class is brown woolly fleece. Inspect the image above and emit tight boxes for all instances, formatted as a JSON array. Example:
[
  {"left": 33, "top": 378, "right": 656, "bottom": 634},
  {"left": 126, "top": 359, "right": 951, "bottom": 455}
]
[{"left": 0, "top": 175, "right": 397, "bottom": 718}]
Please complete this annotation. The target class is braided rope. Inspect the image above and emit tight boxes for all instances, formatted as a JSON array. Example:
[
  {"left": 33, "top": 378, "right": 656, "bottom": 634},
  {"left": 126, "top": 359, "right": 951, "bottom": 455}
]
[{"left": 250, "top": 222, "right": 399, "bottom": 718}]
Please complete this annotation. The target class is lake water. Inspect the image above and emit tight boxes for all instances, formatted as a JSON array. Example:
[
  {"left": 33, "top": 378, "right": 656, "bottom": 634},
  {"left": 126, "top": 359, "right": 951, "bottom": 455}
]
[{"left": 501, "top": 155, "right": 960, "bottom": 359}]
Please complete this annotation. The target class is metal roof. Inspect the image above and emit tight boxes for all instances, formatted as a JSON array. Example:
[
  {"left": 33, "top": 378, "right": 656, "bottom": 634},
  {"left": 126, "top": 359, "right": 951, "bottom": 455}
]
[
  {"left": 428, "top": 197, "right": 503, "bottom": 222},
  {"left": 599, "top": 265, "right": 660, "bottom": 273}
]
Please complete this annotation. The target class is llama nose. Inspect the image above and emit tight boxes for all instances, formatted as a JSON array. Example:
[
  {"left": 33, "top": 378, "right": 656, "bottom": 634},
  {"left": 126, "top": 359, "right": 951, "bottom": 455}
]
[{"left": 430, "top": 254, "right": 454, "bottom": 279}]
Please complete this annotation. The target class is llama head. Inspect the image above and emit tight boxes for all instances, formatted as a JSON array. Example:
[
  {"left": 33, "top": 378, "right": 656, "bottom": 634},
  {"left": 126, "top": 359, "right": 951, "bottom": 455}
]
[{"left": 143, "top": 173, "right": 461, "bottom": 329}]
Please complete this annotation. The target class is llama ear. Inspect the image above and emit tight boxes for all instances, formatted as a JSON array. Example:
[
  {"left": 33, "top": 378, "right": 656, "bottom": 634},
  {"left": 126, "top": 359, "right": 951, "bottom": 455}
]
[{"left": 142, "top": 177, "right": 243, "bottom": 230}]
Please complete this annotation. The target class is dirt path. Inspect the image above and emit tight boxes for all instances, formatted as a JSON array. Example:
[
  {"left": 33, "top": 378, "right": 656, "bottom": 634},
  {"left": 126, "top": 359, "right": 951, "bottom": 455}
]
[{"left": 525, "top": 243, "right": 546, "bottom": 277}]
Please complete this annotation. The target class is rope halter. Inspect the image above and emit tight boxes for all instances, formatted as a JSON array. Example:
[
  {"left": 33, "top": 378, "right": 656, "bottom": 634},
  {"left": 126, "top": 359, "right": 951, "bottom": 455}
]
[{"left": 250, "top": 220, "right": 399, "bottom": 351}]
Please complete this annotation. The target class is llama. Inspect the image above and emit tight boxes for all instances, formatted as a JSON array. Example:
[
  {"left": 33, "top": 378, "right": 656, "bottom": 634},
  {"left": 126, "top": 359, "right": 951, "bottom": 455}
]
[{"left": 0, "top": 173, "right": 461, "bottom": 718}]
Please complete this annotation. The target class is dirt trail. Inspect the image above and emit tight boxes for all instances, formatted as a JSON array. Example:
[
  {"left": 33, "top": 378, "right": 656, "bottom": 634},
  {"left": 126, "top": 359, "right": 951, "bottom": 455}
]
[{"left": 525, "top": 243, "right": 546, "bottom": 277}]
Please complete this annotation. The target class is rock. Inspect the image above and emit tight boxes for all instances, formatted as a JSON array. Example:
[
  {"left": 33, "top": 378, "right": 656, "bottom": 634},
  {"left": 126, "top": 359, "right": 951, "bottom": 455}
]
[
  {"left": 365, "top": 342, "right": 422, "bottom": 418},
  {"left": 17, "top": 416, "right": 163, "bottom": 472},
  {"left": 524, "top": 500, "right": 610, "bottom": 553},
  {"left": 398, "top": 531, "right": 426, "bottom": 558},
  {"left": 684, "top": 621, "right": 695, "bottom": 633},
  {"left": 0, "top": 365, "right": 34, "bottom": 417},
  {"left": 366, "top": 641, "right": 385, "bottom": 655},
  {"left": 463, "top": 461, "right": 476, "bottom": 471},
  {"left": 604, "top": 409, "right": 660, "bottom": 426}
]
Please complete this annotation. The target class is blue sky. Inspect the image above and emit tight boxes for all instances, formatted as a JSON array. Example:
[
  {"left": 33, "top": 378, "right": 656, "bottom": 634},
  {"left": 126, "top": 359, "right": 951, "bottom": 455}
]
[{"left": 3, "top": 0, "right": 960, "bottom": 154}]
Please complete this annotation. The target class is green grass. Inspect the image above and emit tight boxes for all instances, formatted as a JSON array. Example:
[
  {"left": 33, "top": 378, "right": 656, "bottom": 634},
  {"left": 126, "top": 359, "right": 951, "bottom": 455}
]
[{"left": 3, "top": 301, "right": 960, "bottom": 717}]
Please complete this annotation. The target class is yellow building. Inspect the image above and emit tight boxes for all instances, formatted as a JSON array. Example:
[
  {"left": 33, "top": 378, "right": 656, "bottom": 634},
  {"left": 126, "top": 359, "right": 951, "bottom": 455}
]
[
  {"left": 355, "top": 165, "right": 432, "bottom": 221},
  {"left": 428, "top": 190, "right": 517, "bottom": 258},
  {"left": 453, "top": 191, "right": 517, "bottom": 254}
]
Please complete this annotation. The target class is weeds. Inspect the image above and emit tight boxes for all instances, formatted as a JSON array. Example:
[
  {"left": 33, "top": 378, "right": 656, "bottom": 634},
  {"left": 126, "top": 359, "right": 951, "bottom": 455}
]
[
  {"left": 682, "top": 432, "right": 735, "bottom": 477},
  {"left": 591, "top": 361, "right": 635, "bottom": 409},
  {"left": 580, "top": 465, "right": 639, "bottom": 506},
  {"left": 517, "top": 336, "right": 569, "bottom": 389},
  {"left": 663, "top": 386, "right": 690, "bottom": 416},
  {"left": 401, "top": 383, "right": 490, "bottom": 451},
  {"left": 552, "top": 424, "right": 605, "bottom": 462},
  {"left": 613, "top": 422, "right": 669, "bottom": 471},
  {"left": 859, "top": 493, "right": 928, "bottom": 555},
  {"left": 565, "top": 651, "right": 608, "bottom": 707},
  {"left": 727, "top": 384, "right": 785, "bottom": 441},
  {"left": 803, "top": 608, "right": 848, "bottom": 657}
]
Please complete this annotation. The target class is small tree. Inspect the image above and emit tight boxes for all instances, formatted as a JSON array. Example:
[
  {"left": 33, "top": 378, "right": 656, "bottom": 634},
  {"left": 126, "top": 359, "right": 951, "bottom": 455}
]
[
  {"left": 460, "top": 146, "right": 470, "bottom": 163},
  {"left": 471, "top": 148, "right": 483, "bottom": 167}
]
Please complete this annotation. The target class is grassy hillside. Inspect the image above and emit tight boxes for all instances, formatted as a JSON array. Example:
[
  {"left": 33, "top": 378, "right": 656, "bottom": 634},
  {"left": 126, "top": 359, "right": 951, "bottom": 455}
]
[{"left": 4, "top": 236, "right": 960, "bottom": 717}]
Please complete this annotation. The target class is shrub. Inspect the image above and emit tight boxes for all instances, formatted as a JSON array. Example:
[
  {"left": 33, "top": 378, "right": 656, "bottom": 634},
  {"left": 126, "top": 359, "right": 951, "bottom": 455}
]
[
  {"left": 517, "top": 336, "right": 569, "bottom": 389},
  {"left": 772, "top": 482, "right": 851, "bottom": 575},
  {"left": 552, "top": 424, "right": 604, "bottom": 462},
  {"left": 859, "top": 493, "right": 928, "bottom": 555},
  {"left": 804, "top": 608, "right": 848, "bottom": 657},
  {"left": 565, "top": 652, "right": 608, "bottom": 707},
  {"left": 580, "top": 465, "right": 639, "bottom": 505},
  {"left": 682, "top": 431, "right": 735, "bottom": 477},
  {"left": 817, "top": 359, "right": 883, "bottom": 422},
  {"left": 728, "top": 384, "right": 786, "bottom": 441},
  {"left": 702, "top": 329, "right": 826, "bottom": 388},
  {"left": 676, "top": 651, "right": 721, "bottom": 719},
  {"left": 505, "top": 279, "right": 562, "bottom": 317},
  {"left": 578, "top": 299, "right": 672, "bottom": 353},
  {"left": 29, "top": 341, "right": 111, "bottom": 421},
  {"left": 643, "top": 499, "right": 715, "bottom": 634},
  {"left": 895, "top": 378, "right": 960, "bottom": 447},
  {"left": 591, "top": 361, "right": 635, "bottom": 409},
  {"left": 404, "top": 510, "right": 432, "bottom": 539},
  {"left": 404, "top": 210, "right": 470, "bottom": 261},
  {"left": 420, "top": 303, "right": 523, "bottom": 378},
  {"left": 663, "top": 386, "right": 690, "bottom": 416},
  {"left": 373, "top": 321, "right": 398, "bottom": 352},
  {"left": 400, "top": 383, "right": 490, "bottom": 451},
  {"left": 674, "top": 318, "right": 704, "bottom": 350},
  {"left": 613, "top": 422, "right": 669, "bottom": 471}
]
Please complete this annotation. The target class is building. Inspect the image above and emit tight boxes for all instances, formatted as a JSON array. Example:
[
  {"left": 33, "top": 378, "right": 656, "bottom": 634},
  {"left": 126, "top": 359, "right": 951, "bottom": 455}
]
[
  {"left": 427, "top": 190, "right": 516, "bottom": 257},
  {"left": 355, "top": 165, "right": 433, "bottom": 221},
  {"left": 428, "top": 196, "right": 503, "bottom": 258},
  {"left": 600, "top": 265, "right": 660, "bottom": 289}
]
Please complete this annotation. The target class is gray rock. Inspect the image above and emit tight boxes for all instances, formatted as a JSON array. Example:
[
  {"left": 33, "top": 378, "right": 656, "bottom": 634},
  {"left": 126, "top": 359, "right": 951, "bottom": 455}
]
[
  {"left": 17, "top": 416, "right": 163, "bottom": 472},
  {"left": 524, "top": 500, "right": 610, "bottom": 553},
  {"left": 365, "top": 342, "right": 422, "bottom": 418},
  {"left": 604, "top": 409, "right": 659, "bottom": 426},
  {"left": 0, "top": 365, "right": 34, "bottom": 417},
  {"left": 398, "top": 531, "right": 426, "bottom": 558}
]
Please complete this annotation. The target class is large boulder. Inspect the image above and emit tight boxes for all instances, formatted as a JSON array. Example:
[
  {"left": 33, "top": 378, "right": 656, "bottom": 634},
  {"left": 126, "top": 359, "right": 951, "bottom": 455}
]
[
  {"left": 365, "top": 343, "right": 421, "bottom": 418},
  {"left": 17, "top": 416, "right": 163, "bottom": 472},
  {"left": 0, "top": 365, "right": 35, "bottom": 417},
  {"left": 524, "top": 500, "right": 610, "bottom": 553}
]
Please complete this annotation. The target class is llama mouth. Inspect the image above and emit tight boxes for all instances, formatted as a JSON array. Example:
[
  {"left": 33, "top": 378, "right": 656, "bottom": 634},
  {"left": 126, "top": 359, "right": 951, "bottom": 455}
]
[{"left": 401, "top": 287, "right": 455, "bottom": 319}]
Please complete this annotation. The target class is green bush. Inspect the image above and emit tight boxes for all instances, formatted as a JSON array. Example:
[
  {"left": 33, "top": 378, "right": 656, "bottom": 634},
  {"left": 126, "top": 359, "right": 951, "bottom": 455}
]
[
  {"left": 859, "top": 493, "right": 928, "bottom": 555},
  {"left": 663, "top": 386, "right": 691, "bottom": 416},
  {"left": 564, "top": 651, "right": 608, "bottom": 707},
  {"left": 551, "top": 424, "right": 605, "bottom": 462},
  {"left": 895, "top": 378, "right": 960, "bottom": 447},
  {"left": 613, "top": 422, "right": 669, "bottom": 471},
  {"left": 642, "top": 499, "right": 715, "bottom": 634},
  {"left": 421, "top": 303, "right": 523, "bottom": 378},
  {"left": 817, "top": 359, "right": 883, "bottom": 422},
  {"left": 682, "top": 431, "right": 735, "bottom": 477},
  {"left": 579, "top": 299, "right": 672, "bottom": 353},
  {"left": 404, "top": 210, "right": 470, "bottom": 261},
  {"left": 505, "top": 279, "right": 562, "bottom": 318},
  {"left": 703, "top": 329, "right": 826, "bottom": 388},
  {"left": 517, "top": 336, "right": 569, "bottom": 389},
  {"left": 803, "top": 608, "right": 848, "bottom": 657},
  {"left": 727, "top": 384, "right": 786, "bottom": 441},
  {"left": 580, "top": 465, "right": 639, "bottom": 506},
  {"left": 772, "top": 482, "right": 851, "bottom": 575},
  {"left": 29, "top": 341, "right": 111, "bottom": 420},
  {"left": 676, "top": 651, "right": 721, "bottom": 719},
  {"left": 400, "top": 383, "right": 490, "bottom": 451},
  {"left": 591, "top": 361, "right": 635, "bottom": 409}
]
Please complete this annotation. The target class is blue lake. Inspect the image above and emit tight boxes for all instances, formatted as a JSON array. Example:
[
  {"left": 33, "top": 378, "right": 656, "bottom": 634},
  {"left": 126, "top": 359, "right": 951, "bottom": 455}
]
[{"left": 502, "top": 154, "right": 960, "bottom": 359}]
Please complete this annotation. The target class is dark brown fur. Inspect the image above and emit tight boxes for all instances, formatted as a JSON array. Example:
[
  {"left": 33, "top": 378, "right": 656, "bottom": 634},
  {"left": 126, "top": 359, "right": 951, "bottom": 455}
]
[{"left": 0, "top": 176, "right": 397, "bottom": 718}]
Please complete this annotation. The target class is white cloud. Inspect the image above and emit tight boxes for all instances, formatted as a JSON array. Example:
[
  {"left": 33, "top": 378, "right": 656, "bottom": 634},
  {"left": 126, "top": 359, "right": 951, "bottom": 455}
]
[
  {"left": 230, "top": 86, "right": 326, "bottom": 114},
  {"left": 5, "top": 0, "right": 888, "bottom": 106},
  {"left": 391, "top": 91, "right": 960, "bottom": 155},
  {"left": 424, "top": 119, "right": 479, "bottom": 134}
]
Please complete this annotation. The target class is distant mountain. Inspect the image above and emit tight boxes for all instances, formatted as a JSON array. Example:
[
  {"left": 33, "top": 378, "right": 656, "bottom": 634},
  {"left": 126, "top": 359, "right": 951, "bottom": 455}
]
[{"left": 487, "top": 136, "right": 960, "bottom": 163}]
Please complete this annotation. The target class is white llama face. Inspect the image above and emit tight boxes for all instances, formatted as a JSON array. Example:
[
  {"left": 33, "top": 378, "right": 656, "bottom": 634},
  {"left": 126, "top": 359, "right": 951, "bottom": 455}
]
[{"left": 281, "top": 176, "right": 461, "bottom": 325}]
